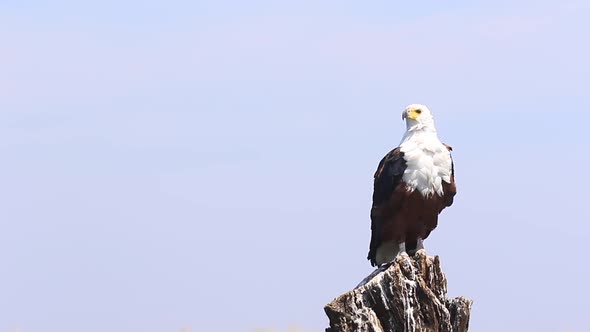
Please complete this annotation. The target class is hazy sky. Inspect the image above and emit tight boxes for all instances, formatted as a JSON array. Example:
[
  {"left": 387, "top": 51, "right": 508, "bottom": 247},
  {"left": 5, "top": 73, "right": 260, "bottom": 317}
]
[{"left": 1, "top": 1, "right": 589, "bottom": 331}]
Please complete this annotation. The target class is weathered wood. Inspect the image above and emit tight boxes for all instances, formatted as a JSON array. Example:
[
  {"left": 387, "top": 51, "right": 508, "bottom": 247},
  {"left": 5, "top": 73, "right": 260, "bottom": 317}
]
[{"left": 325, "top": 251, "right": 472, "bottom": 332}]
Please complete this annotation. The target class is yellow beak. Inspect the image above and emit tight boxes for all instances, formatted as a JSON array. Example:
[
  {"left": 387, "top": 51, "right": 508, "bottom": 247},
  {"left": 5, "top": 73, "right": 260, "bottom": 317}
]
[{"left": 404, "top": 109, "right": 420, "bottom": 120}]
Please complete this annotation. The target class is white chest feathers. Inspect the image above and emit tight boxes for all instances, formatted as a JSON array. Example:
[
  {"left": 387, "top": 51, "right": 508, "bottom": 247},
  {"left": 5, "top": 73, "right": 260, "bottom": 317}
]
[{"left": 399, "top": 134, "right": 452, "bottom": 197}]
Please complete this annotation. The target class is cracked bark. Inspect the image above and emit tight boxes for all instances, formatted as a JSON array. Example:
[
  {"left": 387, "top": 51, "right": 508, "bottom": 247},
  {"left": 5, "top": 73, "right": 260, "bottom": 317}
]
[{"left": 324, "top": 251, "right": 472, "bottom": 332}]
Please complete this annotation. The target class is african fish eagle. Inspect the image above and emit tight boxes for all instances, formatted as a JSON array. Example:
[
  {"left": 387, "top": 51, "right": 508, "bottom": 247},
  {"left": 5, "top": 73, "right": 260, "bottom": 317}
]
[{"left": 368, "top": 104, "right": 456, "bottom": 267}]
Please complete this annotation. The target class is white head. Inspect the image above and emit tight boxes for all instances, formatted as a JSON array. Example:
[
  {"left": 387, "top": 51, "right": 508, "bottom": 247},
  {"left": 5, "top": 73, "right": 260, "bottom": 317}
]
[{"left": 401, "top": 104, "right": 436, "bottom": 133}]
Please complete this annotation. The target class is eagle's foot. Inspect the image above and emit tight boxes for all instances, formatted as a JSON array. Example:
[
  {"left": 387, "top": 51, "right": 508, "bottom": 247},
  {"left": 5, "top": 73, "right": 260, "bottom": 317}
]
[
  {"left": 398, "top": 241, "right": 407, "bottom": 254},
  {"left": 395, "top": 241, "right": 409, "bottom": 259},
  {"left": 415, "top": 237, "right": 425, "bottom": 250}
]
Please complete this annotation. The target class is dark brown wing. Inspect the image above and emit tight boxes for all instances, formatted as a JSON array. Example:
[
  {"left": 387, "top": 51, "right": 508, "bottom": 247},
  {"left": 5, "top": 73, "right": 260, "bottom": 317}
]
[{"left": 368, "top": 147, "right": 406, "bottom": 266}]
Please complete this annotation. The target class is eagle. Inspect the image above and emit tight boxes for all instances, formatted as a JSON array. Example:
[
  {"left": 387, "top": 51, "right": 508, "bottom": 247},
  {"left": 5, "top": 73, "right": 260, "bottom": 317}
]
[{"left": 368, "top": 104, "right": 456, "bottom": 267}]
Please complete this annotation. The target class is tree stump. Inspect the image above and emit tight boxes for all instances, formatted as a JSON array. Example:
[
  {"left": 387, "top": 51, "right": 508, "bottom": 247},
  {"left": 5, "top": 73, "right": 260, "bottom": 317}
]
[{"left": 324, "top": 250, "right": 472, "bottom": 332}]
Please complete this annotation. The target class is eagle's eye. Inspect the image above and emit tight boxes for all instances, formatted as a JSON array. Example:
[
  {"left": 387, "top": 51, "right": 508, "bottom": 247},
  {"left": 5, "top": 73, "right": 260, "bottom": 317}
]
[{"left": 415, "top": 109, "right": 422, "bottom": 114}]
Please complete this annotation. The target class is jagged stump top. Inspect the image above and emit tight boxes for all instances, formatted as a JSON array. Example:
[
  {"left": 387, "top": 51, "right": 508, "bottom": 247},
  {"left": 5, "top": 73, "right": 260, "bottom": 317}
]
[{"left": 324, "top": 251, "right": 472, "bottom": 332}]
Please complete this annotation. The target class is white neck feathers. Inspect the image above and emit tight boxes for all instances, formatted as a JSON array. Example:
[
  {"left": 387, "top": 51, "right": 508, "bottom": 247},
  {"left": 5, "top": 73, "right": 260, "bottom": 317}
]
[{"left": 400, "top": 124, "right": 438, "bottom": 145}]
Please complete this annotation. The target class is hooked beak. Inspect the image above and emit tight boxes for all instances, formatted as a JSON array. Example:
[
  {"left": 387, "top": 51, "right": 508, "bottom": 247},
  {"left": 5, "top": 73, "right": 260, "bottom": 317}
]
[{"left": 402, "top": 111, "right": 407, "bottom": 120}]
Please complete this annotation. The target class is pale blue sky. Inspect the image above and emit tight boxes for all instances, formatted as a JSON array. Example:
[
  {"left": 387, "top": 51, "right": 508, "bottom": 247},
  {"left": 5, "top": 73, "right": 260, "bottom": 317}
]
[{"left": 1, "top": 1, "right": 589, "bottom": 331}]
